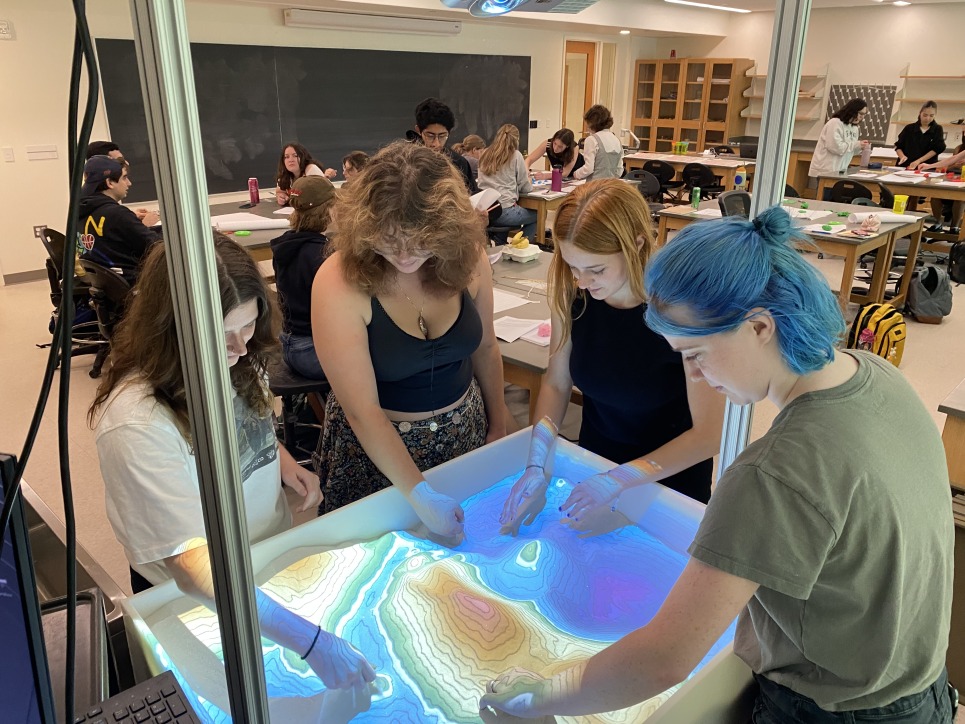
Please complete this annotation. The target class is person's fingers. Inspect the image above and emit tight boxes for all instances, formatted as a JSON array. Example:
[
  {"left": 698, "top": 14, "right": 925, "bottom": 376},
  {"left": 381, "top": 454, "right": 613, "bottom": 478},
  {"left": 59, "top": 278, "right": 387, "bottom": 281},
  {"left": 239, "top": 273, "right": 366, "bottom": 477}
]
[
  {"left": 454, "top": 505, "right": 465, "bottom": 525},
  {"left": 360, "top": 658, "right": 377, "bottom": 683}
]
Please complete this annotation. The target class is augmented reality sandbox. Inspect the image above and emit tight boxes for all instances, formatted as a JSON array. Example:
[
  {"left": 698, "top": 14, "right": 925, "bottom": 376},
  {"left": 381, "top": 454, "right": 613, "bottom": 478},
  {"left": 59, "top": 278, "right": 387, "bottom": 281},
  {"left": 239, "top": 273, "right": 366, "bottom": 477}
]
[{"left": 122, "top": 431, "right": 752, "bottom": 723}]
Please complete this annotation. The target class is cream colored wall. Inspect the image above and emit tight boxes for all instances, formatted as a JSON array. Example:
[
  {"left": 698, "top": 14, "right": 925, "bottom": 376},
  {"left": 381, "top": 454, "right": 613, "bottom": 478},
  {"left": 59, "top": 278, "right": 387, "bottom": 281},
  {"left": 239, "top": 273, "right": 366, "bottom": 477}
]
[
  {"left": 653, "top": 4, "right": 965, "bottom": 140},
  {"left": 0, "top": 0, "right": 640, "bottom": 280}
]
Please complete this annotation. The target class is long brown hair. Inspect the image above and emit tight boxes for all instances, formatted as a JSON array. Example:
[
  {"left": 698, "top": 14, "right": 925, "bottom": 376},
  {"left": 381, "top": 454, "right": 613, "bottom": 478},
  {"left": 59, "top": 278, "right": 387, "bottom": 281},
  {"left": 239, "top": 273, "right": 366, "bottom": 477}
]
[
  {"left": 88, "top": 234, "right": 280, "bottom": 441},
  {"left": 333, "top": 140, "right": 484, "bottom": 298},
  {"left": 550, "top": 179, "right": 654, "bottom": 350},
  {"left": 275, "top": 142, "right": 318, "bottom": 191},
  {"left": 479, "top": 124, "right": 520, "bottom": 176},
  {"left": 550, "top": 128, "right": 577, "bottom": 166}
]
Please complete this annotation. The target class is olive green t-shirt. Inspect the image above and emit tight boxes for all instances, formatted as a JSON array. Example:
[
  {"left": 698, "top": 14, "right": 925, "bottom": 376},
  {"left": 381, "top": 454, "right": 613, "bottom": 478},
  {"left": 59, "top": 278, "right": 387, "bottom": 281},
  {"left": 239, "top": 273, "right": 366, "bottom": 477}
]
[{"left": 690, "top": 351, "right": 953, "bottom": 712}]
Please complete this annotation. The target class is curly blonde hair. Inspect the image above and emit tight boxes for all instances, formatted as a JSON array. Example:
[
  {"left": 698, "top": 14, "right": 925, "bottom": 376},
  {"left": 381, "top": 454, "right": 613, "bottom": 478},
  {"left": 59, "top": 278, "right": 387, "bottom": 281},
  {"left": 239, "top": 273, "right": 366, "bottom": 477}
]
[
  {"left": 88, "top": 234, "right": 279, "bottom": 442},
  {"left": 550, "top": 179, "right": 654, "bottom": 350},
  {"left": 333, "top": 141, "right": 485, "bottom": 297},
  {"left": 478, "top": 124, "right": 520, "bottom": 176}
]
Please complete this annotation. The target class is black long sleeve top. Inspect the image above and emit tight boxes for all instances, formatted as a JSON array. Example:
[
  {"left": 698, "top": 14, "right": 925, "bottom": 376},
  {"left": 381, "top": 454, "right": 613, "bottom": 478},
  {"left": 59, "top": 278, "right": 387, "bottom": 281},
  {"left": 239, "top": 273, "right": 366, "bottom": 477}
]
[{"left": 894, "top": 122, "right": 946, "bottom": 166}]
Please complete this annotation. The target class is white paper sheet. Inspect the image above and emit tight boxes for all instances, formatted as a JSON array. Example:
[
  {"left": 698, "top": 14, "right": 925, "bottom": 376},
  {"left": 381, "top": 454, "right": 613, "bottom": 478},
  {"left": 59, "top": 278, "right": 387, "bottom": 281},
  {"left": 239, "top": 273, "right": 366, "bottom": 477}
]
[
  {"left": 802, "top": 223, "right": 848, "bottom": 235},
  {"left": 471, "top": 188, "right": 500, "bottom": 211},
  {"left": 692, "top": 208, "right": 723, "bottom": 218},
  {"left": 847, "top": 211, "right": 920, "bottom": 224},
  {"left": 935, "top": 180, "right": 965, "bottom": 188},
  {"left": 782, "top": 206, "right": 833, "bottom": 220},
  {"left": 492, "top": 288, "right": 536, "bottom": 314},
  {"left": 876, "top": 173, "right": 927, "bottom": 184},
  {"left": 493, "top": 316, "right": 543, "bottom": 343},
  {"left": 210, "top": 212, "right": 290, "bottom": 231},
  {"left": 848, "top": 172, "right": 879, "bottom": 179},
  {"left": 520, "top": 319, "right": 552, "bottom": 346},
  {"left": 273, "top": 207, "right": 295, "bottom": 215}
]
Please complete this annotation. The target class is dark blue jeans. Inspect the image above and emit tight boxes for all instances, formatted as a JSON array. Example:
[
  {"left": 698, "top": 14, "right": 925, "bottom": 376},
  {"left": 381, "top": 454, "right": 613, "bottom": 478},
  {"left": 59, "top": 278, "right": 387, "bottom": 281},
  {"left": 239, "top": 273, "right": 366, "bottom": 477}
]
[
  {"left": 280, "top": 331, "right": 326, "bottom": 380},
  {"left": 752, "top": 670, "right": 952, "bottom": 724}
]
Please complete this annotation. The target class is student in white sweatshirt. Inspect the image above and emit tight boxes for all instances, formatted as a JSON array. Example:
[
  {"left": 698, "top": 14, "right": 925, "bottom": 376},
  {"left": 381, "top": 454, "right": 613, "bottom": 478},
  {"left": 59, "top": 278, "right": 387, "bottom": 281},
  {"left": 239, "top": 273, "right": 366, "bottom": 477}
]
[{"left": 808, "top": 99, "right": 870, "bottom": 194}]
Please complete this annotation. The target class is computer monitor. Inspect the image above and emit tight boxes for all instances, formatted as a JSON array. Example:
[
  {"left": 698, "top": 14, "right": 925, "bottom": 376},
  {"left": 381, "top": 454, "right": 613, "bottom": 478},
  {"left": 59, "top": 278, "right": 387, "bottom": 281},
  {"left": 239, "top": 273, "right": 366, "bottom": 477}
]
[{"left": 0, "top": 453, "right": 57, "bottom": 724}]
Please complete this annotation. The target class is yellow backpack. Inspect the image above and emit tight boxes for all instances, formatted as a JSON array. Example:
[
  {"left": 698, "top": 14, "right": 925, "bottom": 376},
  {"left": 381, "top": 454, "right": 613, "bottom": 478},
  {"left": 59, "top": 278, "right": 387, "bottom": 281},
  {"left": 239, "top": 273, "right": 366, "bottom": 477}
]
[{"left": 846, "top": 303, "right": 906, "bottom": 366}]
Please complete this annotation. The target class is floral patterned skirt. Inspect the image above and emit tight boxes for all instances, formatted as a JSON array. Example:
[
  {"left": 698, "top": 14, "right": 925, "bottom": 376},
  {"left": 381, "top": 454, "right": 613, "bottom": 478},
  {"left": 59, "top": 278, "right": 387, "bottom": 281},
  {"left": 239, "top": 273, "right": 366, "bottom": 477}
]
[{"left": 312, "top": 380, "right": 487, "bottom": 515}]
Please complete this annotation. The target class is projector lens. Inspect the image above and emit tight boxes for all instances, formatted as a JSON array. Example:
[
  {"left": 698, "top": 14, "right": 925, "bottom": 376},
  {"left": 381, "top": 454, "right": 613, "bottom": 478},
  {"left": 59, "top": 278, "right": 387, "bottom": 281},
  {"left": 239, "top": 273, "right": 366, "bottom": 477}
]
[{"left": 469, "top": 0, "right": 525, "bottom": 16}]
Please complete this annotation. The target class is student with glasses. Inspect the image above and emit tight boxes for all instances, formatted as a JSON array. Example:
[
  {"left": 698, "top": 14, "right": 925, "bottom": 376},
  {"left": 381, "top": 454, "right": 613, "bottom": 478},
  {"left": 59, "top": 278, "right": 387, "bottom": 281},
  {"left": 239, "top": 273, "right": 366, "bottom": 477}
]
[
  {"left": 808, "top": 98, "right": 871, "bottom": 195},
  {"left": 274, "top": 142, "right": 337, "bottom": 206},
  {"left": 412, "top": 97, "right": 480, "bottom": 196},
  {"left": 310, "top": 141, "right": 509, "bottom": 543}
]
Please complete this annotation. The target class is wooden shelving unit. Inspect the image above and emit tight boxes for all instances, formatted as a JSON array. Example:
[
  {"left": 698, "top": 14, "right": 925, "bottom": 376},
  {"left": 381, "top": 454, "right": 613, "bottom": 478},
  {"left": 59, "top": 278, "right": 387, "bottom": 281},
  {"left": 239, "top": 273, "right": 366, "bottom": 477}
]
[
  {"left": 739, "top": 65, "right": 830, "bottom": 138},
  {"left": 630, "top": 57, "right": 753, "bottom": 152},
  {"left": 890, "top": 67, "right": 965, "bottom": 147}
]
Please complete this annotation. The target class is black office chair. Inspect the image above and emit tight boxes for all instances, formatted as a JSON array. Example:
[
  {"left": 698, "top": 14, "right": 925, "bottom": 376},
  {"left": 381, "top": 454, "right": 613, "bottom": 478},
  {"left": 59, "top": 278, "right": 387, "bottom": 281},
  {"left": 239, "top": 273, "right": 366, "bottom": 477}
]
[
  {"left": 681, "top": 163, "right": 725, "bottom": 200},
  {"left": 876, "top": 182, "right": 895, "bottom": 210},
  {"left": 850, "top": 197, "right": 878, "bottom": 207},
  {"left": 625, "top": 169, "right": 666, "bottom": 220},
  {"left": 738, "top": 143, "right": 758, "bottom": 160},
  {"left": 784, "top": 184, "right": 801, "bottom": 198},
  {"left": 829, "top": 179, "right": 873, "bottom": 204},
  {"left": 39, "top": 228, "right": 103, "bottom": 359},
  {"left": 718, "top": 190, "right": 751, "bottom": 218},
  {"left": 268, "top": 362, "right": 330, "bottom": 465},
  {"left": 78, "top": 260, "right": 132, "bottom": 378},
  {"left": 642, "top": 159, "right": 685, "bottom": 202},
  {"left": 713, "top": 145, "right": 736, "bottom": 155}
]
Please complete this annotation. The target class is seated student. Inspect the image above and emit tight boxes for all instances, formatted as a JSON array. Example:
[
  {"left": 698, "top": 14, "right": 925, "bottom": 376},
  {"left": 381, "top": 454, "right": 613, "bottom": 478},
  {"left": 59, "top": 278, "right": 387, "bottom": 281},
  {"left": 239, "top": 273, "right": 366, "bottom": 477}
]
[
  {"left": 454, "top": 134, "right": 486, "bottom": 179},
  {"left": 341, "top": 151, "right": 369, "bottom": 184},
  {"left": 573, "top": 105, "right": 624, "bottom": 181},
  {"left": 85, "top": 141, "right": 123, "bottom": 160},
  {"left": 895, "top": 101, "right": 945, "bottom": 171},
  {"left": 88, "top": 235, "right": 376, "bottom": 690},
  {"left": 412, "top": 97, "right": 479, "bottom": 196},
  {"left": 499, "top": 180, "right": 723, "bottom": 536},
  {"left": 271, "top": 176, "right": 335, "bottom": 380},
  {"left": 275, "top": 142, "right": 336, "bottom": 206},
  {"left": 920, "top": 143, "right": 965, "bottom": 234},
  {"left": 311, "top": 141, "right": 509, "bottom": 540},
  {"left": 481, "top": 206, "right": 954, "bottom": 724},
  {"left": 477, "top": 124, "right": 538, "bottom": 241},
  {"left": 78, "top": 155, "right": 161, "bottom": 282},
  {"left": 525, "top": 128, "right": 584, "bottom": 179}
]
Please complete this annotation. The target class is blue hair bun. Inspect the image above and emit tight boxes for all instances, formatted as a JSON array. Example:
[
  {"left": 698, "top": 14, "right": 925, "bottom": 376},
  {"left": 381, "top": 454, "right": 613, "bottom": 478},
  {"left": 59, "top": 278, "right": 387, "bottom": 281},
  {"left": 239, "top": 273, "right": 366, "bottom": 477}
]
[{"left": 751, "top": 205, "right": 795, "bottom": 247}]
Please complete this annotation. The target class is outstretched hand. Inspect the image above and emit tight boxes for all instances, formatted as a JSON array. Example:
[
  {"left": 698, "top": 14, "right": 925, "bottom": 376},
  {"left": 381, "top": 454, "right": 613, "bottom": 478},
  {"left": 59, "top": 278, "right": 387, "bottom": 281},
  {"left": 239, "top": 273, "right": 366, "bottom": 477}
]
[
  {"left": 407, "top": 481, "right": 465, "bottom": 543},
  {"left": 500, "top": 467, "right": 549, "bottom": 536},
  {"left": 558, "top": 472, "right": 623, "bottom": 523},
  {"left": 479, "top": 667, "right": 551, "bottom": 718},
  {"left": 305, "top": 629, "right": 377, "bottom": 691}
]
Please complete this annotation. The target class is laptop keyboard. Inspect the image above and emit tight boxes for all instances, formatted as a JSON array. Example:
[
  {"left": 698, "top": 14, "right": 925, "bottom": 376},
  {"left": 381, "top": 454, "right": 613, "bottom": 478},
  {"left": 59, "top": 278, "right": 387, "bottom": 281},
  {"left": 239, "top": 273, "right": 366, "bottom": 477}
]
[{"left": 72, "top": 670, "right": 200, "bottom": 724}]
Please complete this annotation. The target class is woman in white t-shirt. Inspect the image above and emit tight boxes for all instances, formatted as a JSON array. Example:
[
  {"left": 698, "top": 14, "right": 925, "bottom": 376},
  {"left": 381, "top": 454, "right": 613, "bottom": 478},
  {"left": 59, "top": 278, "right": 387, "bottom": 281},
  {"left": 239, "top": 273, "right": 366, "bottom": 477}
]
[
  {"left": 807, "top": 99, "right": 870, "bottom": 192},
  {"left": 88, "top": 235, "right": 375, "bottom": 693},
  {"left": 573, "top": 105, "right": 624, "bottom": 181},
  {"left": 275, "top": 142, "right": 337, "bottom": 205}
]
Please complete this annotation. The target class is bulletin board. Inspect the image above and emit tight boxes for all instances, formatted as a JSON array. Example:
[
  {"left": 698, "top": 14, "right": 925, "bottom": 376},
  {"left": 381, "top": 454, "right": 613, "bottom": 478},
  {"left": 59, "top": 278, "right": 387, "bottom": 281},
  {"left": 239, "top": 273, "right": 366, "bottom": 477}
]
[{"left": 826, "top": 84, "right": 897, "bottom": 144}]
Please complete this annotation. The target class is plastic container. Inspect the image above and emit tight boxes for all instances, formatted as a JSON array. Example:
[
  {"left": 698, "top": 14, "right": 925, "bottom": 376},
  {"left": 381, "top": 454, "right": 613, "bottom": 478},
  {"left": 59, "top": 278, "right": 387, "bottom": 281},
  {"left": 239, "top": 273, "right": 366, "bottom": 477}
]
[
  {"left": 691, "top": 187, "right": 701, "bottom": 209},
  {"left": 734, "top": 164, "right": 748, "bottom": 191},
  {"left": 248, "top": 177, "right": 260, "bottom": 206},
  {"left": 551, "top": 166, "right": 562, "bottom": 192},
  {"left": 859, "top": 145, "right": 872, "bottom": 168}
]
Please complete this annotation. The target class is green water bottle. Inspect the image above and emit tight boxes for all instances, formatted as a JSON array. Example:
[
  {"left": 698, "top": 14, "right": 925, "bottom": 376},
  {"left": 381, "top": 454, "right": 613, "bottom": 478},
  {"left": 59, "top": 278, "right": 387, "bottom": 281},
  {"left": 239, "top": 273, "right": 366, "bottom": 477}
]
[{"left": 691, "top": 187, "right": 701, "bottom": 209}]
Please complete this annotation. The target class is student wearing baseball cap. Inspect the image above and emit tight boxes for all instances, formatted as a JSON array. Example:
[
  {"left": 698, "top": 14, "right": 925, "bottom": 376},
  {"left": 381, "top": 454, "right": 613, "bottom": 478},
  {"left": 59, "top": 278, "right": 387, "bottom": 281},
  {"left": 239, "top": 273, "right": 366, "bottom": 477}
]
[
  {"left": 270, "top": 175, "right": 337, "bottom": 379},
  {"left": 78, "top": 155, "right": 161, "bottom": 282}
]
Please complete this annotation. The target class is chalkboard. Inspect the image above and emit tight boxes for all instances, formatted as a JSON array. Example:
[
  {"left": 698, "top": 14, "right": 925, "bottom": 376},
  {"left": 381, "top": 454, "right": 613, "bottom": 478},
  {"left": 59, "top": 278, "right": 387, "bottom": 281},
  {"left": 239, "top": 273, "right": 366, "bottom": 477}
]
[{"left": 96, "top": 39, "right": 531, "bottom": 203}]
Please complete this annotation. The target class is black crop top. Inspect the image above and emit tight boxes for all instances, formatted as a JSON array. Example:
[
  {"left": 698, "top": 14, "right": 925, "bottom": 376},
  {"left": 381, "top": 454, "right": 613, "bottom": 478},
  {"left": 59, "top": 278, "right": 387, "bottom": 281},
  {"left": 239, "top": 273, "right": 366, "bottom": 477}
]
[{"left": 368, "top": 289, "right": 482, "bottom": 412}]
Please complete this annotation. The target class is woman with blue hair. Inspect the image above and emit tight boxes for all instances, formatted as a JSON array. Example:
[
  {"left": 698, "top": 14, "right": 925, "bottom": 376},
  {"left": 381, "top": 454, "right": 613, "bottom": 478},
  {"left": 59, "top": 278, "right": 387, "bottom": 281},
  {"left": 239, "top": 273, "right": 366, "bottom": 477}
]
[{"left": 480, "top": 206, "right": 954, "bottom": 723}]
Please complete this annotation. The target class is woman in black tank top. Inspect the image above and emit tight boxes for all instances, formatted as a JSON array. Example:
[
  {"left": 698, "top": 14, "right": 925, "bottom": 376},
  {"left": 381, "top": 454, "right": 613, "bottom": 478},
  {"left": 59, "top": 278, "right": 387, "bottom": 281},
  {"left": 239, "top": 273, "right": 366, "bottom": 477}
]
[
  {"left": 500, "top": 179, "right": 725, "bottom": 538},
  {"left": 311, "top": 142, "right": 509, "bottom": 543}
]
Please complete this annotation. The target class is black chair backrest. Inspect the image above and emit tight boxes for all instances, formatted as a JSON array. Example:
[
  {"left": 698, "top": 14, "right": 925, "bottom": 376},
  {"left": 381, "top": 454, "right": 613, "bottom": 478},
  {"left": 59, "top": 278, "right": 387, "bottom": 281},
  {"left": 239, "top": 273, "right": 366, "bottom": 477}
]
[
  {"left": 714, "top": 145, "right": 736, "bottom": 155},
  {"left": 738, "top": 142, "right": 758, "bottom": 160},
  {"left": 681, "top": 163, "right": 720, "bottom": 190},
  {"left": 784, "top": 184, "right": 801, "bottom": 198},
  {"left": 78, "top": 260, "right": 132, "bottom": 339},
  {"left": 626, "top": 169, "right": 662, "bottom": 201},
  {"left": 829, "top": 180, "right": 873, "bottom": 204},
  {"left": 718, "top": 190, "right": 752, "bottom": 218},
  {"left": 41, "top": 228, "right": 68, "bottom": 280},
  {"left": 850, "top": 197, "right": 879, "bottom": 207},
  {"left": 642, "top": 159, "right": 676, "bottom": 184},
  {"left": 877, "top": 182, "right": 895, "bottom": 209}
]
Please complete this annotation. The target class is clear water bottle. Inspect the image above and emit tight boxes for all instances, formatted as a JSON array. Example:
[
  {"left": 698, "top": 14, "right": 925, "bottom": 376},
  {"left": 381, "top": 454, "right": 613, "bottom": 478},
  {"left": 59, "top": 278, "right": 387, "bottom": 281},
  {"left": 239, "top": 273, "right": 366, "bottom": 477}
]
[{"left": 860, "top": 144, "right": 872, "bottom": 168}]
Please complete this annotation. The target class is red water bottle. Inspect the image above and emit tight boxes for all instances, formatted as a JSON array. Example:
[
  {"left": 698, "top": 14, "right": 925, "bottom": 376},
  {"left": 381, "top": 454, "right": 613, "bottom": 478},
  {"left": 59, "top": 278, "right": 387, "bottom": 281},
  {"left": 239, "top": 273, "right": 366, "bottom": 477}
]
[
  {"left": 248, "top": 177, "right": 260, "bottom": 206},
  {"left": 551, "top": 166, "right": 563, "bottom": 192}
]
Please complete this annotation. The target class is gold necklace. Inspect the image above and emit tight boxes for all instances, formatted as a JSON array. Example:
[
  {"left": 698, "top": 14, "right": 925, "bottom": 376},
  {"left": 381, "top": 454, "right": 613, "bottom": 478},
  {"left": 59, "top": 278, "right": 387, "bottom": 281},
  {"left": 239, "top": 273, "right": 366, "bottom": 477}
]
[{"left": 399, "top": 287, "right": 429, "bottom": 339}]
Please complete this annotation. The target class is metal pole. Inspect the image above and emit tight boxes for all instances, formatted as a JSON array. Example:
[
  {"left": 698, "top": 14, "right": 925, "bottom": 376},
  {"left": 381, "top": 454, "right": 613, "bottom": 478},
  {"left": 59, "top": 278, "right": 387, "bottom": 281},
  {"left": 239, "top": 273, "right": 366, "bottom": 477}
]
[
  {"left": 718, "top": 0, "right": 812, "bottom": 473},
  {"left": 127, "top": 2, "right": 270, "bottom": 721}
]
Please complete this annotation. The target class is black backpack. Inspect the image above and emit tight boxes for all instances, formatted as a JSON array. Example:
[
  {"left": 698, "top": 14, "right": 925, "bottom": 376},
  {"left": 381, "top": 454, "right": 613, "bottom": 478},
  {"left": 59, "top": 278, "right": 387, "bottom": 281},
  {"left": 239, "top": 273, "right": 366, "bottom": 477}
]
[{"left": 950, "top": 242, "right": 965, "bottom": 285}]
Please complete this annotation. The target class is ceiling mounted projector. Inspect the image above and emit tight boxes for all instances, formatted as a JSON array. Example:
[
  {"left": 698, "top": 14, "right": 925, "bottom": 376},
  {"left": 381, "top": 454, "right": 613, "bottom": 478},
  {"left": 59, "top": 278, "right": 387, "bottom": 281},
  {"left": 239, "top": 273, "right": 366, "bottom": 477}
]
[{"left": 440, "top": 0, "right": 599, "bottom": 17}]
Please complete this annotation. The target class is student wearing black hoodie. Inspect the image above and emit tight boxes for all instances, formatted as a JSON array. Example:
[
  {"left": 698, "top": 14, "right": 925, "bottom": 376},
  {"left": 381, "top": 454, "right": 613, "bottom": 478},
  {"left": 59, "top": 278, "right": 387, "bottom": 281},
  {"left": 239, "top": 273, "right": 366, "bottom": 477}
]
[
  {"left": 270, "top": 175, "right": 336, "bottom": 379},
  {"left": 78, "top": 155, "right": 161, "bottom": 282}
]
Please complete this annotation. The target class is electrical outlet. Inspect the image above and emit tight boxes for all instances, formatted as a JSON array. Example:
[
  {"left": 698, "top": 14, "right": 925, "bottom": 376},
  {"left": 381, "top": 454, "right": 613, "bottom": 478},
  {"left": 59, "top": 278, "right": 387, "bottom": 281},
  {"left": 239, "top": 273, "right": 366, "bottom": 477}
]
[
  {"left": 1, "top": 147, "right": 14, "bottom": 162},
  {"left": 33, "top": 225, "right": 47, "bottom": 239},
  {"left": 0, "top": 20, "right": 16, "bottom": 41}
]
